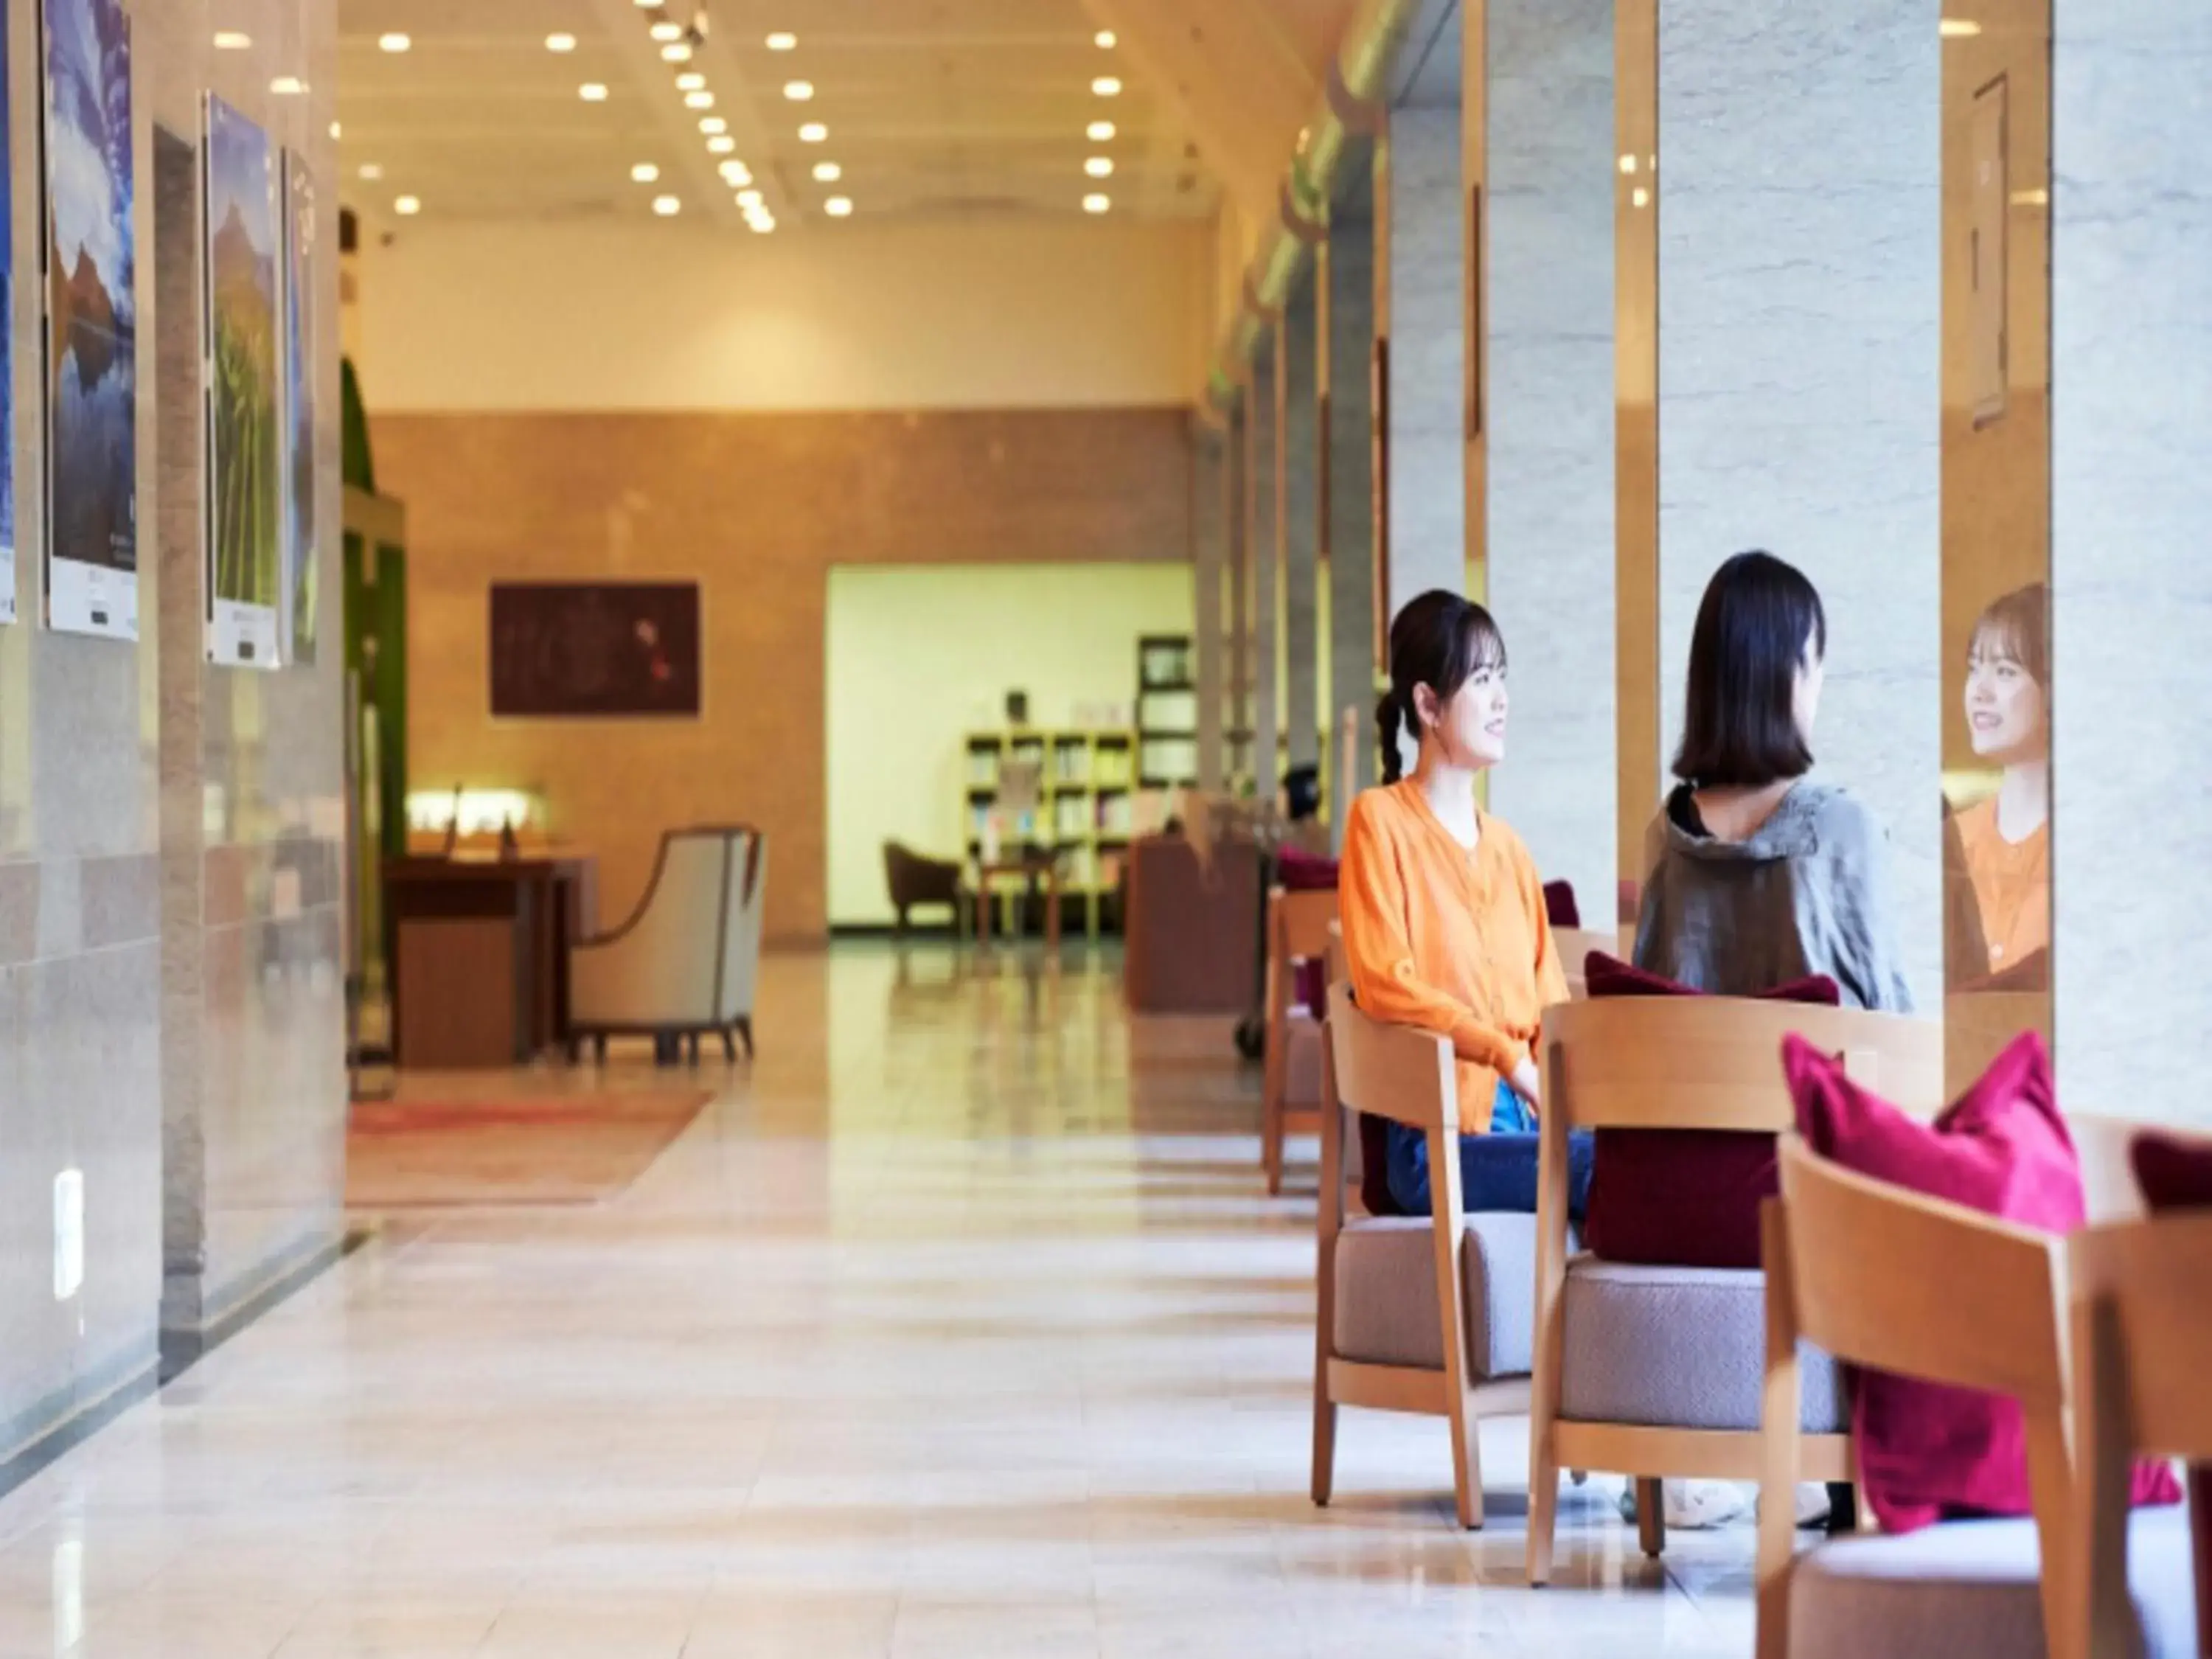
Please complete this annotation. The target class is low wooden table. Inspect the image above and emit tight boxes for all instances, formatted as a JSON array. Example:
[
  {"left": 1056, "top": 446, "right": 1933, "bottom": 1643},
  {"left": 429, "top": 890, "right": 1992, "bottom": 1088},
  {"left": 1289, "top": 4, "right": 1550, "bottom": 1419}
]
[{"left": 975, "top": 854, "right": 1062, "bottom": 950}]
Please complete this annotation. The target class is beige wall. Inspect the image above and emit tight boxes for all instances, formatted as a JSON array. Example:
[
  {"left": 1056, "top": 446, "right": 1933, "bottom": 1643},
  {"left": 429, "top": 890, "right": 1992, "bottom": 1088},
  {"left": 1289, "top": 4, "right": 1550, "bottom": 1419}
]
[
  {"left": 355, "top": 218, "right": 1218, "bottom": 414},
  {"left": 376, "top": 408, "right": 1194, "bottom": 945}
]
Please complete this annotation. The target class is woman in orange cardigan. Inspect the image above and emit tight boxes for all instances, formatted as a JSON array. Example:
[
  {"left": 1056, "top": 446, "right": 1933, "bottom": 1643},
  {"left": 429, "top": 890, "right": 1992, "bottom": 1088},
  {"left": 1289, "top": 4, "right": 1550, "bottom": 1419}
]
[{"left": 1340, "top": 590, "right": 1592, "bottom": 1217}]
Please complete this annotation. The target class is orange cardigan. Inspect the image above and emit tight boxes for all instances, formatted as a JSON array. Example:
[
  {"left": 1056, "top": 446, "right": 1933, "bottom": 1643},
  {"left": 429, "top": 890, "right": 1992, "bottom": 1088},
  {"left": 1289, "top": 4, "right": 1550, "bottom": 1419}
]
[{"left": 1339, "top": 780, "right": 1568, "bottom": 1130}]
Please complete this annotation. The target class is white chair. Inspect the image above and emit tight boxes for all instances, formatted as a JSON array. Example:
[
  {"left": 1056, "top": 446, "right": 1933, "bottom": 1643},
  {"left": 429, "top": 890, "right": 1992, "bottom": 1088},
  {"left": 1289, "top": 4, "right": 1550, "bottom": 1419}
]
[{"left": 570, "top": 826, "right": 765, "bottom": 1063}]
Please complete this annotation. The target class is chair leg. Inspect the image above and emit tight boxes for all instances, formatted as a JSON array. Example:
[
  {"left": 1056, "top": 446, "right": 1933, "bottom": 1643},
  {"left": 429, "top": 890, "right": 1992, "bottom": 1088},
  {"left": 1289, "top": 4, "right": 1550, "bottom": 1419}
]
[
  {"left": 1636, "top": 1478, "right": 1666, "bottom": 1558},
  {"left": 737, "top": 1016, "right": 754, "bottom": 1059},
  {"left": 592, "top": 1034, "right": 608, "bottom": 1065},
  {"left": 686, "top": 1032, "right": 700, "bottom": 1065},
  {"left": 721, "top": 1028, "right": 737, "bottom": 1062},
  {"left": 1446, "top": 1388, "right": 1485, "bottom": 1531}
]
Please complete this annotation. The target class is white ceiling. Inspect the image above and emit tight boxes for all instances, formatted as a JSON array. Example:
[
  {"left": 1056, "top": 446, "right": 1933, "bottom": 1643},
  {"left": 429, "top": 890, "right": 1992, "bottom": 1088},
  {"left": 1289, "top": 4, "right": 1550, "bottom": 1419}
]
[{"left": 335, "top": 0, "right": 1221, "bottom": 232}]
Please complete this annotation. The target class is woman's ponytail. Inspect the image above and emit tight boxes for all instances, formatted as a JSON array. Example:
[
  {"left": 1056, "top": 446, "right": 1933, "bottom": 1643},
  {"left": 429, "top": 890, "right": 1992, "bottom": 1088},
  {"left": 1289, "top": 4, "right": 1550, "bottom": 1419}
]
[{"left": 1376, "top": 689, "right": 1405, "bottom": 785}]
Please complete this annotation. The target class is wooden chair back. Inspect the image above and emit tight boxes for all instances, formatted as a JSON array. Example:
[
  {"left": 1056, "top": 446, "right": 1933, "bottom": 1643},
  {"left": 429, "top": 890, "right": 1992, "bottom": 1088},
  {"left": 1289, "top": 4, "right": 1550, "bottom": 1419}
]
[
  {"left": 1261, "top": 887, "right": 1341, "bottom": 1192},
  {"left": 1271, "top": 886, "right": 1339, "bottom": 970},
  {"left": 2067, "top": 1209, "right": 2212, "bottom": 1659},
  {"left": 1550, "top": 927, "right": 1615, "bottom": 1000}
]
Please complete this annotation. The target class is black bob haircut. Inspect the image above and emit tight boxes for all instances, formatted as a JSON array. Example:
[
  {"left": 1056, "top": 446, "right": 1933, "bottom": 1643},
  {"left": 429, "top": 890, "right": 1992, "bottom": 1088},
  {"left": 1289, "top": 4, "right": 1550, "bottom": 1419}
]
[{"left": 1672, "top": 550, "right": 1826, "bottom": 789}]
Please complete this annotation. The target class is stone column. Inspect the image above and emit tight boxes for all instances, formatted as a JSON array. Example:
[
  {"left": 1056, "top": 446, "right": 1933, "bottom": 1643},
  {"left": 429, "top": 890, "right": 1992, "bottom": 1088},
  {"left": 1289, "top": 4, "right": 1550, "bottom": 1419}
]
[
  {"left": 1324, "top": 207, "right": 1377, "bottom": 848},
  {"left": 1225, "top": 401, "right": 1250, "bottom": 786},
  {"left": 1646, "top": 0, "right": 1942, "bottom": 998},
  {"left": 1484, "top": 0, "right": 1618, "bottom": 920},
  {"left": 1281, "top": 281, "right": 1321, "bottom": 774},
  {"left": 1382, "top": 97, "right": 1467, "bottom": 616},
  {"left": 1245, "top": 330, "right": 1281, "bottom": 789},
  {"left": 1192, "top": 420, "right": 1227, "bottom": 793},
  {"left": 2050, "top": 1, "right": 2212, "bottom": 1125}
]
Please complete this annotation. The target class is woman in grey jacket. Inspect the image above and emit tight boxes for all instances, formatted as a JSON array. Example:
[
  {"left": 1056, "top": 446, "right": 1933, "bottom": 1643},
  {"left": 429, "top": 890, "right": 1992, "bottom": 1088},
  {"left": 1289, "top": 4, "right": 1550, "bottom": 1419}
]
[{"left": 1626, "top": 550, "right": 1915, "bottom": 1533}]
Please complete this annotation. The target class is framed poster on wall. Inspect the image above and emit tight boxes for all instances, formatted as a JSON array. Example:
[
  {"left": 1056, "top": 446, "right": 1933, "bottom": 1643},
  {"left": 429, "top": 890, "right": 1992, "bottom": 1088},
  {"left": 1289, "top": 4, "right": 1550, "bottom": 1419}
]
[
  {"left": 488, "top": 581, "right": 702, "bottom": 718},
  {"left": 41, "top": 0, "right": 135, "bottom": 640},
  {"left": 282, "top": 150, "right": 318, "bottom": 664},
  {"left": 0, "top": 0, "right": 14, "bottom": 625},
  {"left": 202, "top": 94, "right": 281, "bottom": 667}
]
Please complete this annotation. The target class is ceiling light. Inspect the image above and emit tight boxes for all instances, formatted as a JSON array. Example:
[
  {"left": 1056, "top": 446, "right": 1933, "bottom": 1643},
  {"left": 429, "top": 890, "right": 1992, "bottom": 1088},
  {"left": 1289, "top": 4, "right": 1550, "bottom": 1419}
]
[
  {"left": 748, "top": 215, "right": 776, "bottom": 234},
  {"left": 1095, "top": 29, "right": 1116, "bottom": 48},
  {"left": 546, "top": 32, "right": 576, "bottom": 52},
  {"left": 632, "top": 162, "right": 660, "bottom": 182},
  {"left": 653, "top": 195, "right": 681, "bottom": 216},
  {"left": 824, "top": 196, "right": 852, "bottom": 218},
  {"left": 580, "top": 82, "right": 609, "bottom": 101},
  {"left": 330, "top": 121, "right": 341, "bottom": 139},
  {"left": 213, "top": 30, "right": 250, "bottom": 49},
  {"left": 359, "top": 162, "right": 385, "bottom": 180},
  {"left": 707, "top": 134, "right": 736, "bottom": 153},
  {"left": 378, "top": 32, "right": 410, "bottom": 52},
  {"left": 1631, "top": 186, "right": 1651, "bottom": 208},
  {"left": 1082, "top": 192, "right": 1110, "bottom": 214},
  {"left": 784, "top": 80, "right": 814, "bottom": 100},
  {"left": 1091, "top": 76, "right": 1121, "bottom": 96},
  {"left": 685, "top": 90, "right": 714, "bottom": 108},
  {"left": 813, "top": 161, "right": 841, "bottom": 182},
  {"left": 1088, "top": 119, "right": 1115, "bottom": 142},
  {"left": 1085, "top": 156, "right": 1113, "bottom": 178},
  {"left": 799, "top": 122, "right": 827, "bottom": 142},
  {"left": 661, "top": 41, "right": 692, "bottom": 61},
  {"left": 270, "top": 75, "right": 305, "bottom": 94},
  {"left": 650, "top": 21, "right": 681, "bottom": 41},
  {"left": 676, "top": 71, "right": 705, "bottom": 89},
  {"left": 1939, "top": 17, "right": 1983, "bottom": 36},
  {"left": 394, "top": 195, "right": 420, "bottom": 216},
  {"left": 736, "top": 188, "right": 764, "bottom": 208},
  {"left": 765, "top": 32, "right": 797, "bottom": 50},
  {"left": 698, "top": 115, "right": 727, "bottom": 133},
  {"left": 720, "top": 160, "right": 752, "bottom": 184}
]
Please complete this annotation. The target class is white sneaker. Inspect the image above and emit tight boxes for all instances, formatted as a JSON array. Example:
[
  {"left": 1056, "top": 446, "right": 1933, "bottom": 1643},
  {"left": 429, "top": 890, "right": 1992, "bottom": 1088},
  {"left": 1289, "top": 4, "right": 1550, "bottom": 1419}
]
[{"left": 1617, "top": 1478, "right": 1751, "bottom": 1530}]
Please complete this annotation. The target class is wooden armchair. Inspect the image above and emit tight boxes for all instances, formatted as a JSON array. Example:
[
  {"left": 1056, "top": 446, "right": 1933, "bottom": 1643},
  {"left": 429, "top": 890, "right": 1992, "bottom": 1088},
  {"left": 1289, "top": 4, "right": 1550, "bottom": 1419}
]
[
  {"left": 1527, "top": 997, "right": 1941, "bottom": 1582},
  {"left": 883, "top": 841, "right": 968, "bottom": 937},
  {"left": 1261, "top": 886, "right": 1337, "bottom": 1194}
]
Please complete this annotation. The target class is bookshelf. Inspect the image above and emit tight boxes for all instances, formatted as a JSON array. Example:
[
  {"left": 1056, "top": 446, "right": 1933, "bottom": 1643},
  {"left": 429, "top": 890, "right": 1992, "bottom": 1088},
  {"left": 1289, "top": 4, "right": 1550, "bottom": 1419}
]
[
  {"left": 1135, "top": 634, "right": 1199, "bottom": 791},
  {"left": 961, "top": 726, "right": 1136, "bottom": 940}
]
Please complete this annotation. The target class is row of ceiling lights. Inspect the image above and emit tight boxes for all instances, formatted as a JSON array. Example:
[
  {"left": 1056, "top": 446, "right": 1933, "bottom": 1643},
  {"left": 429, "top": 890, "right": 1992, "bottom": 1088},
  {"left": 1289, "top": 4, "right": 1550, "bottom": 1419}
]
[{"left": 1085, "top": 32, "right": 1116, "bottom": 215}]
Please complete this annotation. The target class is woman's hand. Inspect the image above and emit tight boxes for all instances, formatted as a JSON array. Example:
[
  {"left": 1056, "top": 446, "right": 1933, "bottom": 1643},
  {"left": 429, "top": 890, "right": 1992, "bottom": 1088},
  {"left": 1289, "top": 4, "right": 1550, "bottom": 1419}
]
[{"left": 1508, "top": 1056, "right": 1543, "bottom": 1113}]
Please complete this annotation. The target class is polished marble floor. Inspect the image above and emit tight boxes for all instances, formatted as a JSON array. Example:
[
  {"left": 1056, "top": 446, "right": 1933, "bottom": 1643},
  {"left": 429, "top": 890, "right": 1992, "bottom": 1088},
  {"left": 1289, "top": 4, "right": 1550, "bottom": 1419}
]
[{"left": 0, "top": 947, "right": 1760, "bottom": 1657}]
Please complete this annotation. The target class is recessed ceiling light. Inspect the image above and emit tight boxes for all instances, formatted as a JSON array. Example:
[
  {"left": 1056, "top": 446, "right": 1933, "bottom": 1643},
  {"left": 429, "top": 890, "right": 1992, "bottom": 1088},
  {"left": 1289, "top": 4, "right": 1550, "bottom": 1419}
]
[
  {"left": 1091, "top": 76, "right": 1121, "bottom": 97},
  {"left": 813, "top": 161, "right": 841, "bottom": 182},
  {"left": 330, "top": 121, "right": 342, "bottom": 139},
  {"left": 270, "top": 75, "right": 305, "bottom": 94},
  {"left": 580, "top": 82, "right": 609, "bottom": 101},
  {"left": 394, "top": 195, "right": 421, "bottom": 216},
  {"left": 546, "top": 32, "right": 576, "bottom": 52},
  {"left": 1082, "top": 192, "right": 1110, "bottom": 214},
  {"left": 1095, "top": 29, "right": 1116, "bottom": 48},
  {"left": 676, "top": 71, "right": 705, "bottom": 89},
  {"left": 359, "top": 162, "right": 385, "bottom": 180},
  {"left": 1085, "top": 156, "right": 1114, "bottom": 178},
  {"left": 736, "top": 188, "right": 764, "bottom": 208},
  {"left": 650, "top": 20, "right": 681, "bottom": 41},
  {"left": 213, "top": 29, "right": 250, "bottom": 49},
  {"left": 698, "top": 115, "right": 727, "bottom": 133},
  {"left": 748, "top": 215, "right": 776, "bottom": 234},
  {"left": 1939, "top": 17, "right": 1983, "bottom": 36},
  {"left": 653, "top": 195, "right": 681, "bottom": 216},
  {"left": 784, "top": 80, "right": 814, "bottom": 100},
  {"left": 720, "top": 161, "right": 752, "bottom": 184},
  {"left": 1088, "top": 120, "right": 1115, "bottom": 142},
  {"left": 661, "top": 41, "right": 692, "bottom": 61},
  {"left": 799, "top": 122, "right": 827, "bottom": 142},
  {"left": 632, "top": 162, "right": 660, "bottom": 182},
  {"left": 685, "top": 90, "right": 714, "bottom": 108},
  {"left": 765, "top": 32, "right": 797, "bottom": 50},
  {"left": 707, "top": 134, "right": 736, "bottom": 153},
  {"left": 378, "top": 31, "right": 410, "bottom": 52},
  {"left": 824, "top": 196, "right": 852, "bottom": 218}
]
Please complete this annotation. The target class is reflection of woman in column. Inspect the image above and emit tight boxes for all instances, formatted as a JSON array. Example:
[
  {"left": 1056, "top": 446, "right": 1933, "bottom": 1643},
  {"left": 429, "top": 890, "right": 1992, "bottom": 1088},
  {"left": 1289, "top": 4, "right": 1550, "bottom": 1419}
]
[{"left": 1950, "top": 583, "right": 2050, "bottom": 986}]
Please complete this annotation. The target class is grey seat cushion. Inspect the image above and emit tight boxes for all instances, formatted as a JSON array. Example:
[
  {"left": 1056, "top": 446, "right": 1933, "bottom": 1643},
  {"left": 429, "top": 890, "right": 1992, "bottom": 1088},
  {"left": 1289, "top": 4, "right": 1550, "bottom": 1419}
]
[
  {"left": 1333, "top": 1212, "right": 1559, "bottom": 1380},
  {"left": 1559, "top": 1256, "right": 1846, "bottom": 1432},
  {"left": 1789, "top": 1507, "right": 2195, "bottom": 1659}
]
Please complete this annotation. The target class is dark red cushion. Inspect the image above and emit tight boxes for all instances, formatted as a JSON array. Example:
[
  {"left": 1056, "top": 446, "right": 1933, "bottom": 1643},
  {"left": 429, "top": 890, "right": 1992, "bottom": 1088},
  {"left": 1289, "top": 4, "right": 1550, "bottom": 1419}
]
[
  {"left": 2132, "top": 1131, "right": 2212, "bottom": 1211},
  {"left": 1579, "top": 954, "right": 1840, "bottom": 1268},
  {"left": 1357, "top": 1114, "right": 1398, "bottom": 1218},
  {"left": 1787, "top": 1032, "right": 2180, "bottom": 1531},
  {"left": 1276, "top": 849, "right": 1339, "bottom": 892},
  {"left": 1543, "top": 880, "right": 1580, "bottom": 929}
]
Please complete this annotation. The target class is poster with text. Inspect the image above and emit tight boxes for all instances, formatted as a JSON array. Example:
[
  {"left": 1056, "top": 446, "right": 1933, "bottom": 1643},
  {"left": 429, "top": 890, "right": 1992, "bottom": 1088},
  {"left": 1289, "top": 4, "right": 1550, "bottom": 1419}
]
[
  {"left": 0, "top": 4, "right": 15, "bottom": 625},
  {"left": 204, "top": 94, "right": 279, "bottom": 667},
  {"left": 41, "top": 0, "right": 134, "bottom": 639},
  {"left": 282, "top": 151, "right": 316, "bottom": 664}
]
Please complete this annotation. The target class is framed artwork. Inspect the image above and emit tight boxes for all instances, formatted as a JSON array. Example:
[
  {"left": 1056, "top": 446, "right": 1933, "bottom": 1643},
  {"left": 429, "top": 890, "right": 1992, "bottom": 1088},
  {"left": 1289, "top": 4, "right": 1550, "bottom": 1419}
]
[
  {"left": 282, "top": 150, "right": 317, "bottom": 664},
  {"left": 202, "top": 94, "right": 280, "bottom": 667},
  {"left": 488, "top": 581, "right": 702, "bottom": 718},
  {"left": 42, "top": 0, "right": 135, "bottom": 639},
  {"left": 0, "top": 0, "right": 13, "bottom": 624}
]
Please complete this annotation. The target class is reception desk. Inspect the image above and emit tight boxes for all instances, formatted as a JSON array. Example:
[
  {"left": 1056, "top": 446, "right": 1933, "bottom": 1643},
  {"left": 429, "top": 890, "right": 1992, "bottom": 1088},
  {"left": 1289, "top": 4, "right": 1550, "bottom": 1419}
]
[{"left": 385, "top": 856, "right": 597, "bottom": 1068}]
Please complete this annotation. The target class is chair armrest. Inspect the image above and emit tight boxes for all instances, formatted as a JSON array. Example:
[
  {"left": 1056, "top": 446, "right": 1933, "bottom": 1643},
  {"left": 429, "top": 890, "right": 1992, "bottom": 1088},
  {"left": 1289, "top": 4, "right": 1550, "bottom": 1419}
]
[{"left": 1322, "top": 1018, "right": 1458, "bottom": 1133}]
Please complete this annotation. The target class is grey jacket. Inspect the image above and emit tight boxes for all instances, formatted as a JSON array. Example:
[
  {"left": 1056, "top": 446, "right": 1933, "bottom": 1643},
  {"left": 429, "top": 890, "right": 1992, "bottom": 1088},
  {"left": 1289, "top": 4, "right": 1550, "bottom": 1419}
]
[{"left": 1632, "top": 779, "right": 1915, "bottom": 1014}]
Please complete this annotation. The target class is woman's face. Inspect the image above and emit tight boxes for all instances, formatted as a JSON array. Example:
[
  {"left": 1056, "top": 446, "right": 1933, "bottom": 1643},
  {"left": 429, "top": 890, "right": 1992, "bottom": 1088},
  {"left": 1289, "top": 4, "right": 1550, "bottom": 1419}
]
[
  {"left": 1792, "top": 633, "right": 1826, "bottom": 745},
  {"left": 1965, "top": 629, "right": 2048, "bottom": 764},
  {"left": 1416, "top": 662, "right": 1509, "bottom": 770}
]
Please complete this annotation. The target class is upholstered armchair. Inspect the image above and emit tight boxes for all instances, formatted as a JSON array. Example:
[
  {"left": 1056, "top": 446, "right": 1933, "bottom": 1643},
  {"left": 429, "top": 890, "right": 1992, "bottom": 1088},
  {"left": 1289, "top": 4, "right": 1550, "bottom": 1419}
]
[
  {"left": 569, "top": 826, "right": 765, "bottom": 1063},
  {"left": 883, "top": 841, "right": 968, "bottom": 936}
]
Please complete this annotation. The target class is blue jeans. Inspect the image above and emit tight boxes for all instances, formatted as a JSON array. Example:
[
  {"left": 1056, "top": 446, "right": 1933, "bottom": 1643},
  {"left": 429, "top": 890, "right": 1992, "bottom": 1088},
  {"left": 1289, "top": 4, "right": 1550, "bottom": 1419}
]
[{"left": 1385, "top": 1079, "right": 1596, "bottom": 1220}]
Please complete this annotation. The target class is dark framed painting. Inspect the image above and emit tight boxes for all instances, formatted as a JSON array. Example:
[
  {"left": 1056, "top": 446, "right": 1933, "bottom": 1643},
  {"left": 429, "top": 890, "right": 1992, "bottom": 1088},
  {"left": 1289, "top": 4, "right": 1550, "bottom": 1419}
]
[{"left": 489, "top": 580, "right": 702, "bottom": 718}]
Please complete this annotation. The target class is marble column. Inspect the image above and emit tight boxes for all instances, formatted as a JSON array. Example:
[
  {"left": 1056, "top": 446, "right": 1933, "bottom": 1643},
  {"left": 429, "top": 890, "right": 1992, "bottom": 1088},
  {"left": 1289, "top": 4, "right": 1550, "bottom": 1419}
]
[
  {"left": 1192, "top": 422, "right": 1227, "bottom": 793},
  {"left": 1484, "top": 0, "right": 1617, "bottom": 922},
  {"left": 1281, "top": 281, "right": 1321, "bottom": 775},
  {"left": 1646, "top": 0, "right": 1941, "bottom": 999},
  {"left": 1225, "top": 402, "right": 1251, "bottom": 787},
  {"left": 1324, "top": 210, "right": 1378, "bottom": 849},
  {"left": 1245, "top": 331, "right": 1281, "bottom": 788},
  {"left": 2050, "top": 2, "right": 2212, "bottom": 1126},
  {"left": 1382, "top": 98, "right": 1467, "bottom": 616}
]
